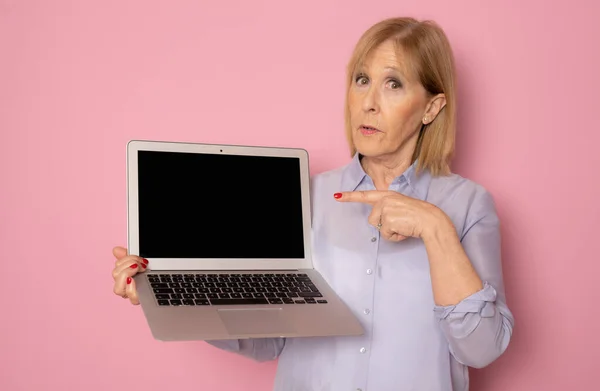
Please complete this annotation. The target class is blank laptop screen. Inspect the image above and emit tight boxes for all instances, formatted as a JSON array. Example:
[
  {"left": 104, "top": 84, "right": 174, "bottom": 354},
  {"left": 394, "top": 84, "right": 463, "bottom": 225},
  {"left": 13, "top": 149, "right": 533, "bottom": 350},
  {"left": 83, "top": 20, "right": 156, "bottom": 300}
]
[{"left": 136, "top": 150, "right": 305, "bottom": 259}]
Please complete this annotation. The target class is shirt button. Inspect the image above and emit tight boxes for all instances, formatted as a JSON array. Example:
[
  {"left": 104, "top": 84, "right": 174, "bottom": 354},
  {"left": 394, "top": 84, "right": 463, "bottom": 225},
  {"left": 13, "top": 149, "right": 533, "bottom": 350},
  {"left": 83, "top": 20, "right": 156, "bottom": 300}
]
[
  {"left": 359, "top": 347, "right": 366, "bottom": 353},
  {"left": 371, "top": 237, "right": 377, "bottom": 242},
  {"left": 364, "top": 309, "right": 370, "bottom": 315},
  {"left": 366, "top": 269, "right": 373, "bottom": 275}
]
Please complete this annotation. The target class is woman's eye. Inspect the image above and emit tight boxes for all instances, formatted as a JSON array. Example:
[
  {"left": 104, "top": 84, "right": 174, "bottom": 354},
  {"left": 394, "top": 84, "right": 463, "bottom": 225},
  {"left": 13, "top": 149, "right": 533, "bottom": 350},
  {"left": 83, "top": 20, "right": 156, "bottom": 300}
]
[
  {"left": 387, "top": 80, "right": 401, "bottom": 89},
  {"left": 356, "top": 76, "right": 369, "bottom": 85}
]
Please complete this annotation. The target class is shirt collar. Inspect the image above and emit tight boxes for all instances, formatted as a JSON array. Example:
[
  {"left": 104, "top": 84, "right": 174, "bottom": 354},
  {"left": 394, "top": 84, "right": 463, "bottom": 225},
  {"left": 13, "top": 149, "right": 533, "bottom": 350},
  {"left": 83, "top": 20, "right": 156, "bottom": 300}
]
[{"left": 339, "top": 153, "right": 432, "bottom": 200}]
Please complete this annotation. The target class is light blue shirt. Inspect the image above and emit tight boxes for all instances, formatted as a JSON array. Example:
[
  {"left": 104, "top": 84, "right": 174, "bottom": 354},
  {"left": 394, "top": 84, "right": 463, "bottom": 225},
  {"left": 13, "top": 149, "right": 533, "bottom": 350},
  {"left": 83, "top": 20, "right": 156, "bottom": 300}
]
[{"left": 209, "top": 154, "right": 514, "bottom": 391}]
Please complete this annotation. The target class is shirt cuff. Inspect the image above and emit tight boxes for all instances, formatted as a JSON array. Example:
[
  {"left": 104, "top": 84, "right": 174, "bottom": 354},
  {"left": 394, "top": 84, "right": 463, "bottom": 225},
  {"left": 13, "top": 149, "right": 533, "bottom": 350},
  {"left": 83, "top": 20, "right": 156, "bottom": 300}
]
[{"left": 433, "top": 282, "right": 497, "bottom": 320}]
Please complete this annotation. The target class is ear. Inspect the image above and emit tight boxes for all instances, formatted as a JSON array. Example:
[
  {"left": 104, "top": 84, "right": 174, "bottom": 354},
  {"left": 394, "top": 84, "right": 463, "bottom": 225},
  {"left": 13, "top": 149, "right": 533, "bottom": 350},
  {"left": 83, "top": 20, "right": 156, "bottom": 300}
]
[{"left": 422, "top": 93, "right": 446, "bottom": 125}]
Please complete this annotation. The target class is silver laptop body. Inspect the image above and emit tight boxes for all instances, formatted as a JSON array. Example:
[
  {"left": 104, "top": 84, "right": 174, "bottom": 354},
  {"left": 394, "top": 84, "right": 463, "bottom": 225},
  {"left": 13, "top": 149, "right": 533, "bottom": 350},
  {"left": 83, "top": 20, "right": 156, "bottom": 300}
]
[{"left": 127, "top": 140, "right": 364, "bottom": 341}]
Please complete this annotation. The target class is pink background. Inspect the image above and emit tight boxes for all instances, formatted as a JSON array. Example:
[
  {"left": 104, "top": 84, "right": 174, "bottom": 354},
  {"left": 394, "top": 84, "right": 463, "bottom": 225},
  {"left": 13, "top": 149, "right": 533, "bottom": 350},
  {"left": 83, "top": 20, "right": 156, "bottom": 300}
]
[{"left": 1, "top": 0, "right": 598, "bottom": 390}]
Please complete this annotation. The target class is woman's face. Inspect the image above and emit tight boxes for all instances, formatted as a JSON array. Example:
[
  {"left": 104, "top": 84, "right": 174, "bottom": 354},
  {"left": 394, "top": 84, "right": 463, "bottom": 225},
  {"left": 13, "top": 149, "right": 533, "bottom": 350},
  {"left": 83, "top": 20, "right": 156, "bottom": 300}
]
[{"left": 348, "top": 39, "right": 439, "bottom": 160}]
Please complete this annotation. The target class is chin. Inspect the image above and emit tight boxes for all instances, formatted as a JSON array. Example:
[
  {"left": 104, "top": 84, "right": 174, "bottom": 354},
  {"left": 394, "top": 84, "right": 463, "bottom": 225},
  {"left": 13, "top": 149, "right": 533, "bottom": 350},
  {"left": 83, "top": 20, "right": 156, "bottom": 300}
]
[{"left": 353, "top": 137, "right": 388, "bottom": 158}]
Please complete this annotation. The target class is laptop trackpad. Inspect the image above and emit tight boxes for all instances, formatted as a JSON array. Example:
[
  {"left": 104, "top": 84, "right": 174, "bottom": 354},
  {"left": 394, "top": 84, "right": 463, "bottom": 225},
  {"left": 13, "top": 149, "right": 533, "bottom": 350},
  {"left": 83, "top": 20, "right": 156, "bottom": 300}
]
[{"left": 217, "top": 308, "right": 296, "bottom": 336}]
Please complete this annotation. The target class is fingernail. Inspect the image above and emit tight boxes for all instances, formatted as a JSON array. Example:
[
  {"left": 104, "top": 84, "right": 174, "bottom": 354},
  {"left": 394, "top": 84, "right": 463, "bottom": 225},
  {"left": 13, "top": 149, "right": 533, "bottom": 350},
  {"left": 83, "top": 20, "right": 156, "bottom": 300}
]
[
  {"left": 130, "top": 264, "right": 138, "bottom": 269},
  {"left": 141, "top": 263, "right": 147, "bottom": 268},
  {"left": 127, "top": 277, "right": 132, "bottom": 284},
  {"left": 333, "top": 193, "right": 342, "bottom": 199},
  {"left": 142, "top": 258, "right": 148, "bottom": 265}
]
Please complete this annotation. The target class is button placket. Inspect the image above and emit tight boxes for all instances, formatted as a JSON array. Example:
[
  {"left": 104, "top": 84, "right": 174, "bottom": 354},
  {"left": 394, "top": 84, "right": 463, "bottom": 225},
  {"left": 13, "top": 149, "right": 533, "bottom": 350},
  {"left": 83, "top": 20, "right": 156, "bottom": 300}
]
[
  {"left": 358, "top": 221, "right": 380, "bottom": 391},
  {"left": 357, "top": 251, "right": 375, "bottom": 391},
  {"left": 355, "top": 181, "right": 378, "bottom": 391}
]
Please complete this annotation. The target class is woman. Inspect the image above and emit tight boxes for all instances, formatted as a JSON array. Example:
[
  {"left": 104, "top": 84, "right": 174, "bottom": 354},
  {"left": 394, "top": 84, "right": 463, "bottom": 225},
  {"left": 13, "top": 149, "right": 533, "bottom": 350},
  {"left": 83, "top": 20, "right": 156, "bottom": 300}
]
[{"left": 111, "top": 17, "right": 514, "bottom": 391}]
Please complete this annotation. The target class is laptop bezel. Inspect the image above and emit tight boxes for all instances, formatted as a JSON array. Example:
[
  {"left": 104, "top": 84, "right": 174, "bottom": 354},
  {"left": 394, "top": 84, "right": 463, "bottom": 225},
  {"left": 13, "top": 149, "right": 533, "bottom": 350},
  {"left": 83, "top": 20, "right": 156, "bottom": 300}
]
[{"left": 126, "top": 139, "right": 314, "bottom": 271}]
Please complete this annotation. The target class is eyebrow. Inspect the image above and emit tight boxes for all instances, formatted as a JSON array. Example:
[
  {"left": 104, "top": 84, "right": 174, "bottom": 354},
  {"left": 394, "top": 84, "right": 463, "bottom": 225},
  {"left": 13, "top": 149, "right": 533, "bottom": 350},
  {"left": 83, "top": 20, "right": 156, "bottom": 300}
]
[{"left": 354, "top": 64, "right": 409, "bottom": 80}]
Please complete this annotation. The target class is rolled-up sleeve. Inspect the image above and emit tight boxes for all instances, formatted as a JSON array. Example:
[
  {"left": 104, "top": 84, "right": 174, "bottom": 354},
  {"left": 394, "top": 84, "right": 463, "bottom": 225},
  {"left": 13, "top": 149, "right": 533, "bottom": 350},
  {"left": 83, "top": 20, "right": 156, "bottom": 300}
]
[
  {"left": 205, "top": 338, "right": 286, "bottom": 362},
  {"left": 433, "top": 190, "right": 514, "bottom": 369}
]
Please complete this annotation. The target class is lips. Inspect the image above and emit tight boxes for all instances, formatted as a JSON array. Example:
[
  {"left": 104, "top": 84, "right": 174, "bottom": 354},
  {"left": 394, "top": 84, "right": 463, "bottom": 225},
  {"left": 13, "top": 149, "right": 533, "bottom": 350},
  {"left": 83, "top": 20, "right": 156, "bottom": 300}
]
[
  {"left": 359, "top": 125, "right": 381, "bottom": 135},
  {"left": 360, "top": 124, "right": 380, "bottom": 131}
]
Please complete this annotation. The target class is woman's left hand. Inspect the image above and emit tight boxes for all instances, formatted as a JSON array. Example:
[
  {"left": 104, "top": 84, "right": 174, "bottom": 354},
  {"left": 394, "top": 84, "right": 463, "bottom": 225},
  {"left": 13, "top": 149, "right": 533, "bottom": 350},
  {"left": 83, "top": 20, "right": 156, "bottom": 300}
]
[{"left": 334, "top": 190, "right": 445, "bottom": 241}]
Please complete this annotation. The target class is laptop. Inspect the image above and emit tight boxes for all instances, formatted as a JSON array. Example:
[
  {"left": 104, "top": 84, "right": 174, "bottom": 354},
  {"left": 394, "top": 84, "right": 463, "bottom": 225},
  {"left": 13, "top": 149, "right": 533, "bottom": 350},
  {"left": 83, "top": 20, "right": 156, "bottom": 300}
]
[{"left": 126, "top": 140, "right": 364, "bottom": 341}]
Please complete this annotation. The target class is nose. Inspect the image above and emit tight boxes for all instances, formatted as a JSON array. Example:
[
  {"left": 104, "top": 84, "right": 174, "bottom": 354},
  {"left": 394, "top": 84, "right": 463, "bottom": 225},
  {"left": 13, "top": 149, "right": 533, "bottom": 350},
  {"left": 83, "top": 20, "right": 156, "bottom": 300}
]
[{"left": 361, "top": 85, "right": 379, "bottom": 114}]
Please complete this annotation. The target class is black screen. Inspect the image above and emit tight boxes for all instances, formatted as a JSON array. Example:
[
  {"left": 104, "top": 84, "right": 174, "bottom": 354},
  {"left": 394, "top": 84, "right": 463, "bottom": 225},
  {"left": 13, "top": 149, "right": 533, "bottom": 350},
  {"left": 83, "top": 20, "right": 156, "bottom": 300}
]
[{"left": 137, "top": 150, "right": 305, "bottom": 259}]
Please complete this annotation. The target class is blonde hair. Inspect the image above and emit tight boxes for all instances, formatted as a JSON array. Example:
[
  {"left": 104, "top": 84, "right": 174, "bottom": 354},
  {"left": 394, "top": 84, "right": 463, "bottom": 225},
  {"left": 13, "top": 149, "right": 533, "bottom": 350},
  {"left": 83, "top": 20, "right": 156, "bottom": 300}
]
[{"left": 344, "top": 17, "right": 457, "bottom": 176}]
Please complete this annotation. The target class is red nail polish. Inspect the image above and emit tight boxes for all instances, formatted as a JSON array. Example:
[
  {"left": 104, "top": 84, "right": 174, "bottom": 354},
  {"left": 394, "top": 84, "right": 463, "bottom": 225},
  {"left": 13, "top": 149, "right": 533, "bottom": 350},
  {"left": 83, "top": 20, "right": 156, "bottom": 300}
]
[
  {"left": 141, "top": 263, "right": 146, "bottom": 268},
  {"left": 127, "top": 277, "right": 132, "bottom": 284},
  {"left": 130, "top": 264, "right": 138, "bottom": 269},
  {"left": 142, "top": 258, "right": 148, "bottom": 265},
  {"left": 333, "top": 193, "right": 342, "bottom": 199}
]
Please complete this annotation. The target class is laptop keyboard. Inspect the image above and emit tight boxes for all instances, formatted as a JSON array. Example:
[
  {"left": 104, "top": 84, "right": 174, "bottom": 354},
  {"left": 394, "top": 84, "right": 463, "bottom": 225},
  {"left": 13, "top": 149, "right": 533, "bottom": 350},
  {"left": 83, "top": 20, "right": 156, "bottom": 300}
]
[{"left": 147, "top": 273, "right": 328, "bottom": 306}]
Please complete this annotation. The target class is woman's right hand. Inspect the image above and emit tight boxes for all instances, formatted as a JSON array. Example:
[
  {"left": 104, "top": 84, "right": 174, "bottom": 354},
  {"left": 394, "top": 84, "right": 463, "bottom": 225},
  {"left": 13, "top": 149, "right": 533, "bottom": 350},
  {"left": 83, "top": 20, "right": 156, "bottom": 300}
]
[{"left": 112, "top": 246, "right": 148, "bottom": 305}]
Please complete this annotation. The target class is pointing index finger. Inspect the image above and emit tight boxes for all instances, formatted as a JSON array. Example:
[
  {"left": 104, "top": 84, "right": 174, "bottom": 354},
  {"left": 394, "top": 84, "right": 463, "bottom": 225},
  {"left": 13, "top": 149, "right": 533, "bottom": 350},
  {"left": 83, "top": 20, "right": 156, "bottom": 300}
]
[{"left": 333, "top": 190, "right": 392, "bottom": 204}]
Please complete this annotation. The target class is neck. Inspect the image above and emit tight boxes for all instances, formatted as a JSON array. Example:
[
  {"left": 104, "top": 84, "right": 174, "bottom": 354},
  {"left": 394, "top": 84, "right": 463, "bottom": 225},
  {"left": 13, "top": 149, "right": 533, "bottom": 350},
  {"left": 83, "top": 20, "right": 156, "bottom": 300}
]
[{"left": 361, "top": 149, "right": 415, "bottom": 191}]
